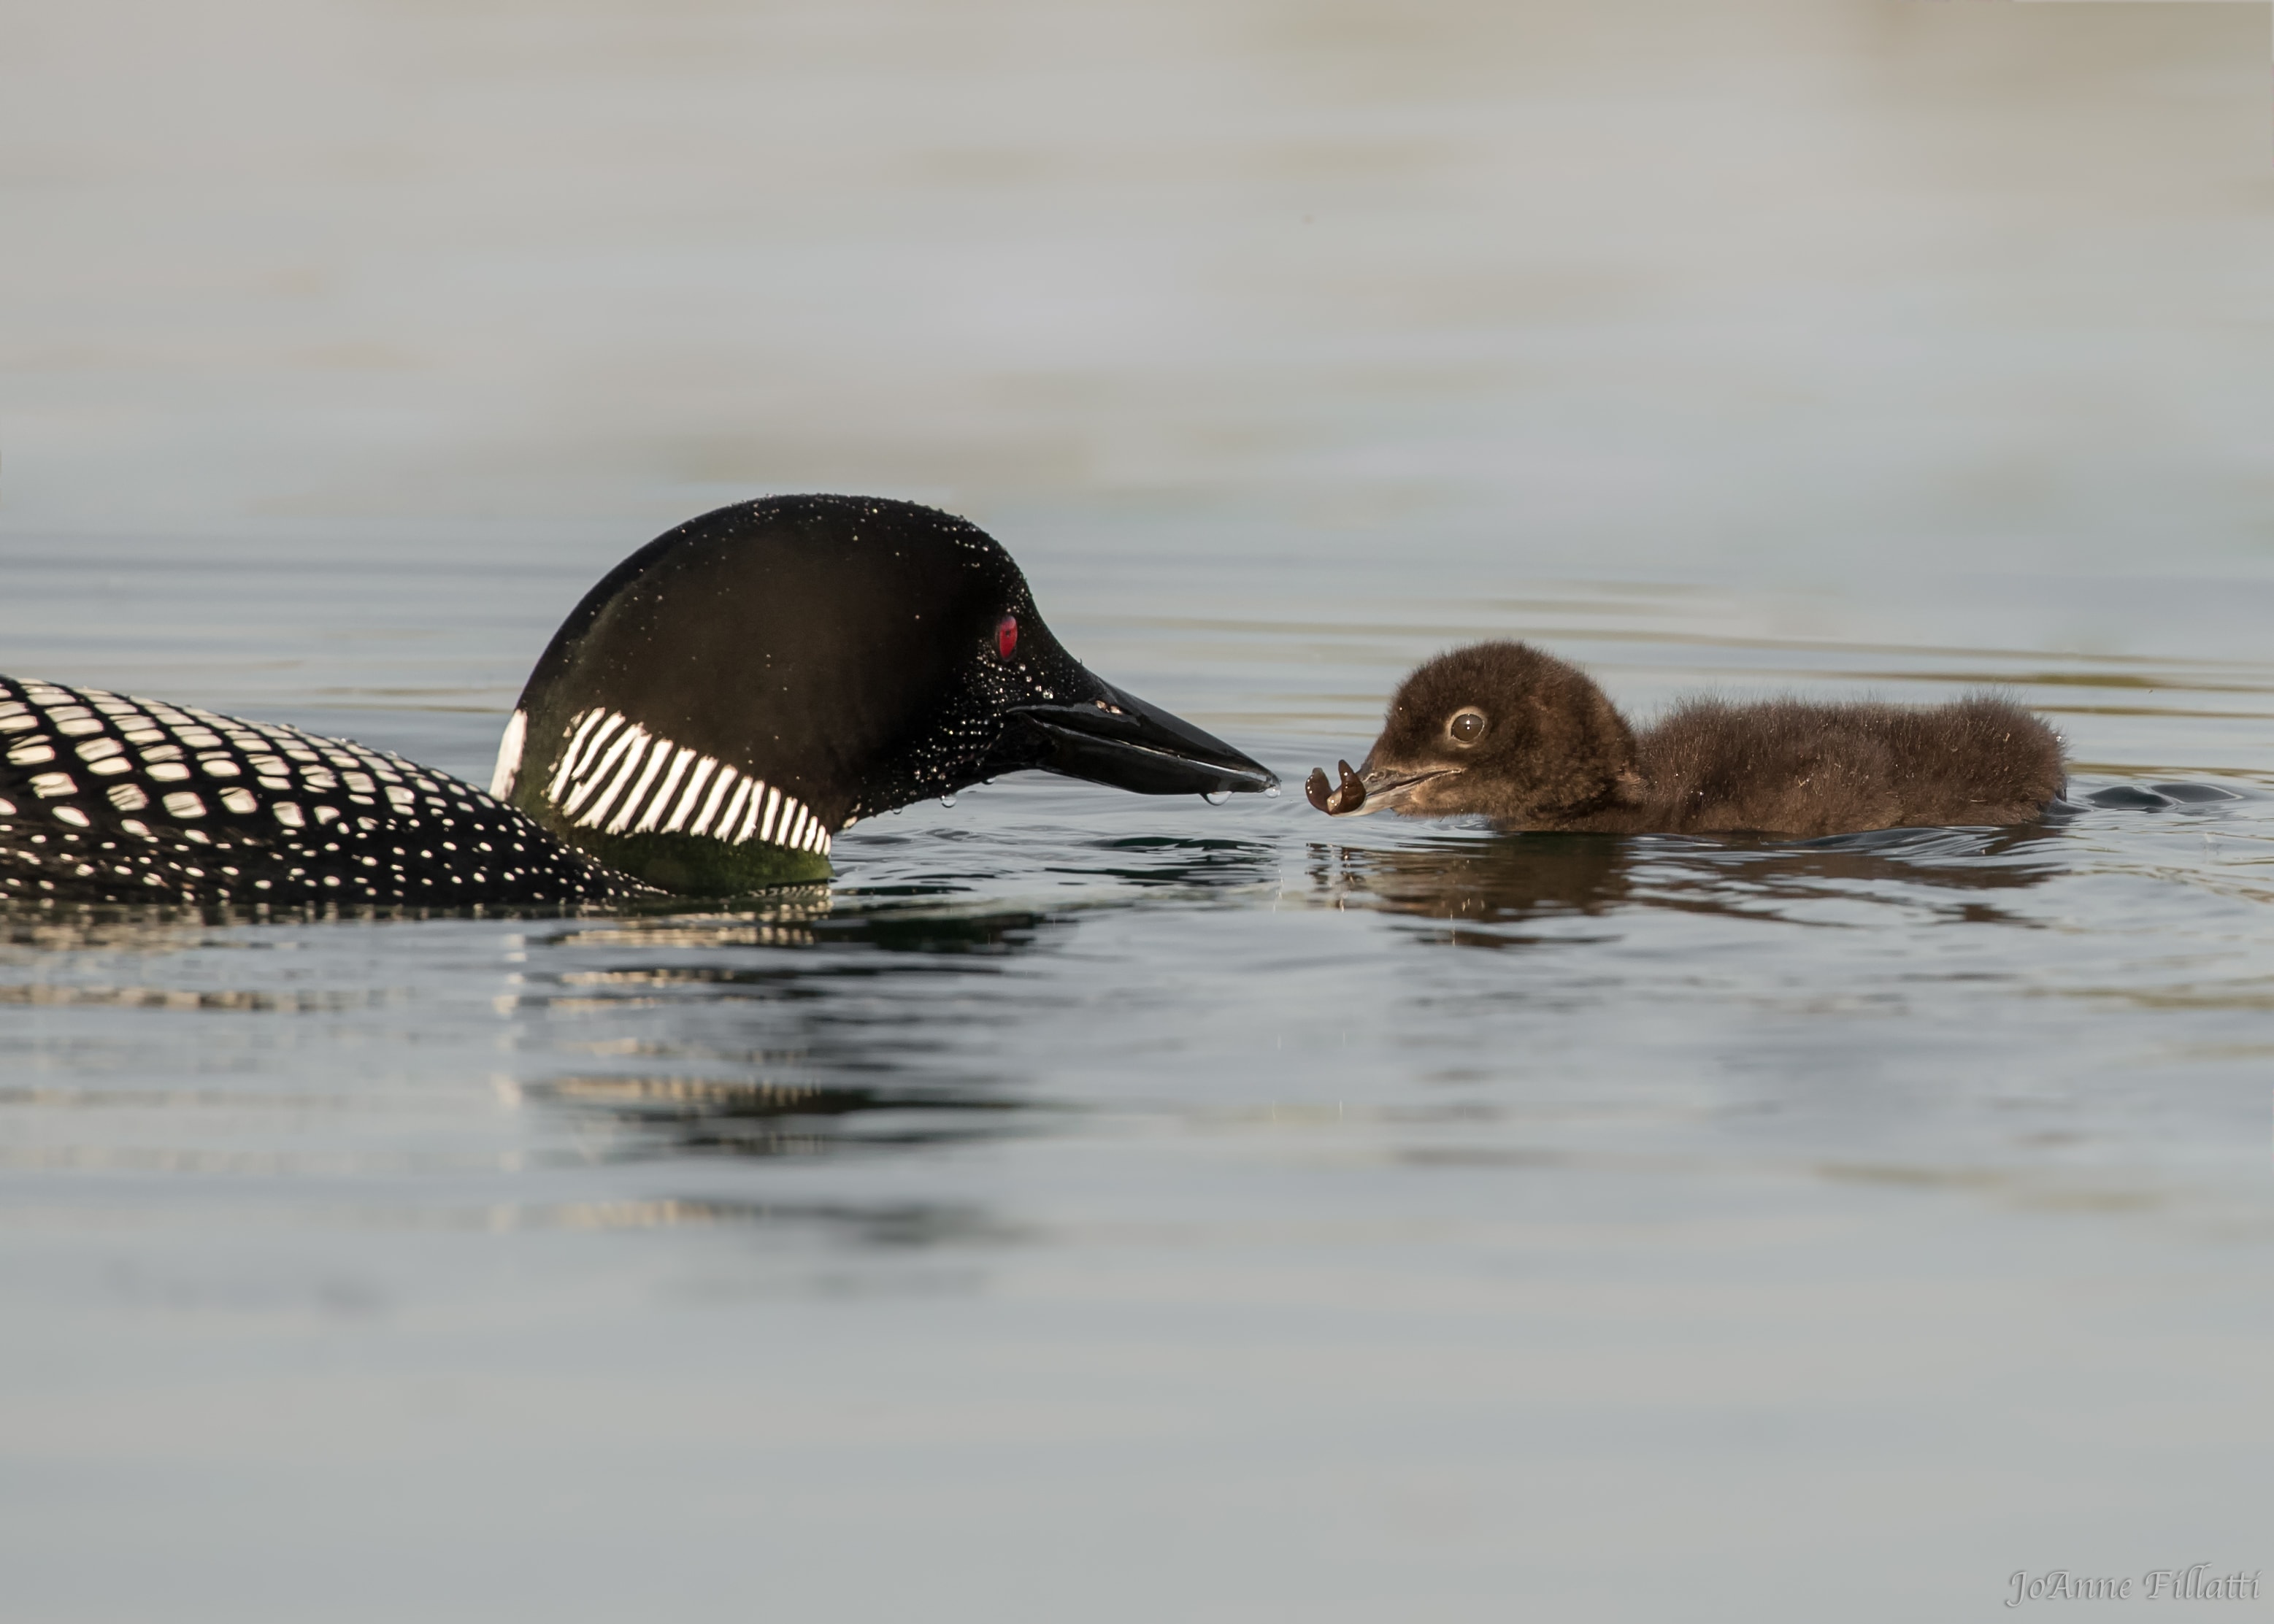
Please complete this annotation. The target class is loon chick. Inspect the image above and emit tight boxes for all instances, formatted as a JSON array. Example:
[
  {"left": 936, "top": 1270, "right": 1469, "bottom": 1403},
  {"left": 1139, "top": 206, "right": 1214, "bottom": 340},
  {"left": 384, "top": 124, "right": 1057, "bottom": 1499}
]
[
  {"left": 1, "top": 494, "right": 1275, "bottom": 908},
  {"left": 1305, "top": 640, "right": 2064, "bottom": 836}
]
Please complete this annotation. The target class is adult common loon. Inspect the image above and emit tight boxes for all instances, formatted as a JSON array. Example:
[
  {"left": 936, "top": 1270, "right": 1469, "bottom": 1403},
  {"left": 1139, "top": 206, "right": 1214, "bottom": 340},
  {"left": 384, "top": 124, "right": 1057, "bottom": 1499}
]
[
  {"left": 0, "top": 495, "right": 1276, "bottom": 907},
  {"left": 1305, "top": 639, "right": 2064, "bottom": 836}
]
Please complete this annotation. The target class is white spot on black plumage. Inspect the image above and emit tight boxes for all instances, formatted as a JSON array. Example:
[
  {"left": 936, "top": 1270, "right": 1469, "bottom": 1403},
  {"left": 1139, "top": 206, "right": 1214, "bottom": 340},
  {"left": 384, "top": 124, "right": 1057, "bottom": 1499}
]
[{"left": 1, "top": 676, "right": 642, "bottom": 907}]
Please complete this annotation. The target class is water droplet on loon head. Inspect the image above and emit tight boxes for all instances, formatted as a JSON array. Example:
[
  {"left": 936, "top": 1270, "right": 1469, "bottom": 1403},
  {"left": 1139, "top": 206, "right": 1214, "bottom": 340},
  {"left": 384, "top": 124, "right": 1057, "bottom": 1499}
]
[
  {"left": 1202, "top": 789, "right": 1231, "bottom": 806},
  {"left": 938, "top": 793, "right": 956, "bottom": 809}
]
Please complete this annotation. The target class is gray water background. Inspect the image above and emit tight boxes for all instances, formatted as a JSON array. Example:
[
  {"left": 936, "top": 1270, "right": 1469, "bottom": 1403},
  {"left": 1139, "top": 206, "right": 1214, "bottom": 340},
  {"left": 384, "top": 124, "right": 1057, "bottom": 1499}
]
[{"left": 4, "top": 3, "right": 2274, "bottom": 1618}]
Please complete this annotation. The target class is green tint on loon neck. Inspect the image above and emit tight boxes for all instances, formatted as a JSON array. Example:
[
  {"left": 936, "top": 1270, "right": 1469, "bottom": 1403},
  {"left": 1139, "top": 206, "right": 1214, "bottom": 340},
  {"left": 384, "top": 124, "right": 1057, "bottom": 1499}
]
[{"left": 512, "top": 813, "right": 832, "bottom": 894}]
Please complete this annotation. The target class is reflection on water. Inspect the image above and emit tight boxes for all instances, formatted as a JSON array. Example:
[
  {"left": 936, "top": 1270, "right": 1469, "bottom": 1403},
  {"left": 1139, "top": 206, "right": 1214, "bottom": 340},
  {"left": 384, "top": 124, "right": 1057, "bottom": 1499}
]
[
  {"left": 508, "top": 900, "right": 1066, "bottom": 1166},
  {"left": 2086, "top": 781, "right": 2247, "bottom": 811},
  {"left": 1310, "top": 831, "right": 1636, "bottom": 931},
  {"left": 536, "top": 1074, "right": 1028, "bottom": 1161},
  {"left": 1307, "top": 822, "right": 2070, "bottom": 943}
]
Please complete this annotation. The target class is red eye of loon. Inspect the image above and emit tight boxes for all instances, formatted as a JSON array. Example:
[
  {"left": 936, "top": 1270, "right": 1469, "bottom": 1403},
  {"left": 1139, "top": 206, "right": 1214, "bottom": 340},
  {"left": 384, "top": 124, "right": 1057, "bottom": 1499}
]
[{"left": 996, "top": 615, "right": 1018, "bottom": 660}]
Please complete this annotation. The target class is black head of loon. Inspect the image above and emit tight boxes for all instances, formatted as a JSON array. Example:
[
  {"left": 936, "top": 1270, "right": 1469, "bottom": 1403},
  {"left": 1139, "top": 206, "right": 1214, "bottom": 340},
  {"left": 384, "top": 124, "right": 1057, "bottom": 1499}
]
[
  {"left": 493, "top": 493, "right": 1276, "bottom": 890},
  {"left": 0, "top": 495, "right": 1276, "bottom": 908}
]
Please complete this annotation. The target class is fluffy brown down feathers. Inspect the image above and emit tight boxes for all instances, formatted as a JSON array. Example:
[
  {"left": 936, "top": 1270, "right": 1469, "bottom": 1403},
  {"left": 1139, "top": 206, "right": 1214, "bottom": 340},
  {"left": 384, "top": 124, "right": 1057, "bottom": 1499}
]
[{"left": 1310, "top": 641, "right": 2064, "bottom": 836}]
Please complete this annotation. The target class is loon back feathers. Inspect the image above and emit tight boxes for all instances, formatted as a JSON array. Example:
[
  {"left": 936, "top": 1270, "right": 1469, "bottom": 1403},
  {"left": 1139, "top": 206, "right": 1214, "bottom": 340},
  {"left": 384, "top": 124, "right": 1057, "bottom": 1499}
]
[{"left": 0, "top": 675, "right": 636, "bottom": 907}]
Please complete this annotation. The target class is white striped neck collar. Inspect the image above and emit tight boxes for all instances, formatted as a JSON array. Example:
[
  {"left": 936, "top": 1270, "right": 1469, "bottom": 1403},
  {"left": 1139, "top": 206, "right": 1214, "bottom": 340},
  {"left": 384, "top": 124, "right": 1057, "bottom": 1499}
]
[{"left": 494, "top": 707, "right": 835, "bottom": 860}]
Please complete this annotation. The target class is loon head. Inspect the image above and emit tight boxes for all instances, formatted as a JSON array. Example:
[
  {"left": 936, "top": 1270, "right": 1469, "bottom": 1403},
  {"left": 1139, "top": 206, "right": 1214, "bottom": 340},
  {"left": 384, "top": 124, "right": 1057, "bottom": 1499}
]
[
  {"left": 1305, "top": 640, "right": 1639, "bottom": 823},
  {"left": 493, "top": 494, "right": 1277, "bottom": 892}
]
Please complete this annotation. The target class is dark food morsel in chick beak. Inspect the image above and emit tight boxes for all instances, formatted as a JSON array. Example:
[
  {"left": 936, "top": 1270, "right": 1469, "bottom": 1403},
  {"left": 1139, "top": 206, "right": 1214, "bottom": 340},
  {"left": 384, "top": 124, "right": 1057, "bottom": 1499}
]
[{"left": 1303, "top": 760, "right": 1370, "bottom": 815}]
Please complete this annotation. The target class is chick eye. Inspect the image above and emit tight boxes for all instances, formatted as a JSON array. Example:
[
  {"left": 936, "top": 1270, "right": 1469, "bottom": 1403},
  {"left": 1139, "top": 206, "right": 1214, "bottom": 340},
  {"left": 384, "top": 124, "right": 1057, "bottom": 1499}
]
[
  {"left": 996, "top": 615, "right": 1019, "bottom": 660},
  {"left": 1449, "top": 710, "right": 1486, "bottom": 744}
]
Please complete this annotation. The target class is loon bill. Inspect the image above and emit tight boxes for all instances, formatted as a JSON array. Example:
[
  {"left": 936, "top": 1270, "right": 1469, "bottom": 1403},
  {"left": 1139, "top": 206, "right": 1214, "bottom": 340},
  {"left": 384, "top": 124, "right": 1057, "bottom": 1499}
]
[{"left": 0, "top": 494, "right": 1277, "bottom": 907}]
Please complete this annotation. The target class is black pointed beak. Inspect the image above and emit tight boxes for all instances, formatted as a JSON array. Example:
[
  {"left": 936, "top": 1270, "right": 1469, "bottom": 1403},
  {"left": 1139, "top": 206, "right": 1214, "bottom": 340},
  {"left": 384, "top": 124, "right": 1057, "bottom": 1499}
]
[{"left": 1001, "top": 680, "right": 1278, "bottom": 797}]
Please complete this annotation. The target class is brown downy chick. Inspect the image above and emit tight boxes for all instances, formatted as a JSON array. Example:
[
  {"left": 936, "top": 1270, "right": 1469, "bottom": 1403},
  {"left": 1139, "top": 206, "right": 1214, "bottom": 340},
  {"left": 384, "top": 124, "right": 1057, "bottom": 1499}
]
[{"left": 1306, "top": 640, "right": 2065, "bottom": 837}]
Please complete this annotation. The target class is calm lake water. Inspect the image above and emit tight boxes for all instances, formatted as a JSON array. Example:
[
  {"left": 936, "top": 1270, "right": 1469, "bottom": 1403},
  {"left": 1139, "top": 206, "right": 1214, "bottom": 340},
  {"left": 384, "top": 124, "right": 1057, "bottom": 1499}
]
[{"left": 4, "top": 3, "right": 2273, "bottom": 1620}]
